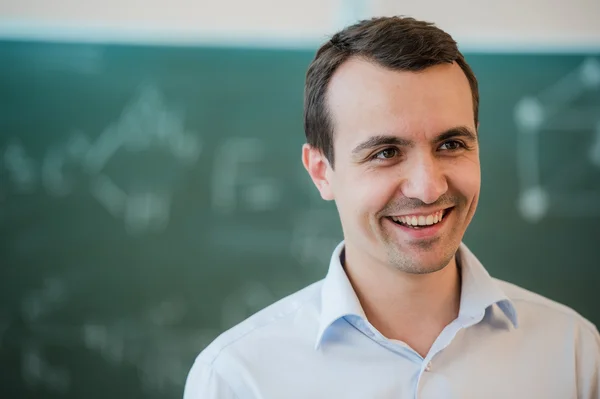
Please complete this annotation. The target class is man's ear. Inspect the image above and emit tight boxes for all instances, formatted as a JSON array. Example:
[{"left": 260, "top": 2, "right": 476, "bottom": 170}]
[{"left": 301, "top": 144, "right": 334, "bottom": 201}]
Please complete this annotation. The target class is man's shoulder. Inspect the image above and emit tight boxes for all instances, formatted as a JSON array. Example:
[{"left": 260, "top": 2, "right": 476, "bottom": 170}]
[
  {"left": 494, "top": 277, "right": 599, "bottom": 335},
  {"left": 196, "top": 279, "right": 324, "bottom": 366}
]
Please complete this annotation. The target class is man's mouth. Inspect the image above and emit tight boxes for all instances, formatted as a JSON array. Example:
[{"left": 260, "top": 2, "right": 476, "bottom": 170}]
[{"left": 387, "top": 207, "right": 453, "bottom": 229}]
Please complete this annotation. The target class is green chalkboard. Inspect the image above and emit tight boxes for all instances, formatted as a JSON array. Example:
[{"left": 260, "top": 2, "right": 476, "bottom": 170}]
[{"left": 0, "top": 40, "right": 598, "bottom": 399}]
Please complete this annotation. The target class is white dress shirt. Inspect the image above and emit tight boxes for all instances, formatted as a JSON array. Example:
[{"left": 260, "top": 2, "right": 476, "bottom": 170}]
[{"left": 184, "top": 241, "right": 600, "bottom": 398}]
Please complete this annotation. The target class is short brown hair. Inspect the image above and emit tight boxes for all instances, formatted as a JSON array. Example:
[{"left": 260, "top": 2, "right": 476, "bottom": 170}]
[{"left": 303, "top": 16, "right": 479, "bottom": 167}]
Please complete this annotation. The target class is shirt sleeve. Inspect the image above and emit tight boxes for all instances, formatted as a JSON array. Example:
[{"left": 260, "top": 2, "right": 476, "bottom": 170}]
[
  {"left": 576, "top": 321, "right": 600, "bottom": 399},
  {"left": 183, "top": 360, "right": 239, "bottom": 399}
]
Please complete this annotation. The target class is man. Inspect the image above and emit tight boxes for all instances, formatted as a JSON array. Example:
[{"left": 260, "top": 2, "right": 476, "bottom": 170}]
[{"left": 184, "top": 16, "right": 600, "bottom": 398}]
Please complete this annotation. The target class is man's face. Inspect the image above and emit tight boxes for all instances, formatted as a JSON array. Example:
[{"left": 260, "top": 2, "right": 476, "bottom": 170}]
[{"left": 303, "top": 58, "right": 480, "bottom": 274}]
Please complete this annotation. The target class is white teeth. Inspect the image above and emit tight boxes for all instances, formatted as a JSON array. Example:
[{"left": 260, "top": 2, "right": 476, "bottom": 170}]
[{"left": 392, "top": 209, "right": 448, "bottom": 227}]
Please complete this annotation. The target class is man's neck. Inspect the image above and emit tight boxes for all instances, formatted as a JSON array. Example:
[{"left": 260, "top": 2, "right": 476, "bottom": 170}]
[{"left": 343, "top": 246, "right": 462, "bottom": 358}]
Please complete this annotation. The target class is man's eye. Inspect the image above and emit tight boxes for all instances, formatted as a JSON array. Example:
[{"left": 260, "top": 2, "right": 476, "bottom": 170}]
[
  {"left": 374, "top": 148, "right": 398, "bottom": 159},
  {"left": 439, "top": 140, "right": 464, "bottom": 151}
]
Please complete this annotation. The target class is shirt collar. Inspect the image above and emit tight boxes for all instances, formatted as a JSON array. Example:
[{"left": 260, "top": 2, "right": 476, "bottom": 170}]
[
  {"left": 315, "top": 241, "right": 366, "bottom": 349},
  {"left": 315, "top": 241, "right": 518, "bottom": 349},
  {"left": 455, "top": 242, "right": 518, "bottom": 327}
]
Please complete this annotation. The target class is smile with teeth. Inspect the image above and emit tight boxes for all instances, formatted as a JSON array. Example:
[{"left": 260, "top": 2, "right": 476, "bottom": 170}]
[{"left": 389, "top": 209, "right": 448, "bottom": 228}]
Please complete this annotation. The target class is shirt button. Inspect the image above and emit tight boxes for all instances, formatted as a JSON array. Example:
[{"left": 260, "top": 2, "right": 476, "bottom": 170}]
[{"left": 425, "top": 362, "right": 432, "bottom": 371}]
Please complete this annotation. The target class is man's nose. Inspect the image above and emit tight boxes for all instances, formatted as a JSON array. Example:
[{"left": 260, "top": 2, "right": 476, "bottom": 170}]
[{"left": 399, "top": 154, "right": 448, "bottom": 205}]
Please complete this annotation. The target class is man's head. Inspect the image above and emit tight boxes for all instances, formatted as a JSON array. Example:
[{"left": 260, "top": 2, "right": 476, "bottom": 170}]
[{"left": 302, "top": 16, "right": 481, "bottom": 274}]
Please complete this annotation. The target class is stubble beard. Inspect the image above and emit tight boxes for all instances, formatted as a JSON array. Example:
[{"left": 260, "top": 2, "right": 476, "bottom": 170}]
[{"left": 380, "top": 221, "right": 457, "bottom": 275}]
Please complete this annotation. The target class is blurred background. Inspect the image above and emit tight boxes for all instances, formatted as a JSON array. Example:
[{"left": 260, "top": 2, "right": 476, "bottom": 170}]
[{"left": 0, "top": 1, "right": 599, "bottom": 398}]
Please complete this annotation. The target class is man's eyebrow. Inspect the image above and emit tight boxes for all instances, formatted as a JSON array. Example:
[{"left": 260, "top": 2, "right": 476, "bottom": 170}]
[
  {"left": 351, "top": 135, "right": 414, "bottom": 154},
  {"left": 350, "top": 126, "right": 478, "bottom": 155},
  {"left": 435, "top": 126, "right": 478, "bottom": 143}
]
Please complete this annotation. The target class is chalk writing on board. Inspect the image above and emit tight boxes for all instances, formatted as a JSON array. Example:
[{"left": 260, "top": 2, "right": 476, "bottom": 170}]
[
  {"left": 1, "top": 84, "right": 202, "bottom": 235},
  {"left": 19, "top": 278, "right": 71, "bottom": 393},
  {"left": 211, "top": 137, "right": 282, "bottom": 214},
  {"left": 514, "top": 57, "right": 600, "bottom": 222},
  {"left": 17, "top": 278, "right": 216, "bottom": 396},
  {"left": 82, "top": 298, "right": 217, "bottom": 394},
  {"left": 22, "top": 343, "right": 71, "bottom": 394}
]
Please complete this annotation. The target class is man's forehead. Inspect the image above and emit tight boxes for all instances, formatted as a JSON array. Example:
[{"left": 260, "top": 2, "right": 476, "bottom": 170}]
[
  {"left": 327, "top": 58, "right": 466, "bottom": 101},
  {"left": 326, "top": 59, "right": 475, "bottom": 151}
]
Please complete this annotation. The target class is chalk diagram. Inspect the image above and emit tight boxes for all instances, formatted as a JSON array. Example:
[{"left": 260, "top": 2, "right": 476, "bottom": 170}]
[
  {"left": 514, "top": 57, "right": 600, "bottom": 222},
  {"left": 81, "top": 299, "right": 217, "bottom": 394},
  {"left": 12, "top": 275, "right": 218, "bottom": 395},
  {"left": 11, "top": 273, "right": 285, "bottom": 396},
  {"left": 2, "top": 84, "right": 202, "bottom": 235},
  {"left": 1, "top": 84, "right": 214, "bottom": 396},
  {"left": 211, "top": 137, "right": 282, "bottom": 215},
  {"left": 19, "top": 278, "right": 71, "bottom": 394}
]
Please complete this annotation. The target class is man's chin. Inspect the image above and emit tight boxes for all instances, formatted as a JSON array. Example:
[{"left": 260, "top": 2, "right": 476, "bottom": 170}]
[{"left": 385, "top": 243, "right": 456, "bottom": 274}]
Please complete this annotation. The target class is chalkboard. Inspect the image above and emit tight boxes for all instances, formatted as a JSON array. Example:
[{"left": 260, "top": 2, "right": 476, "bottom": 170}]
[{"left": 0, "top": 40, "right": 598, "bottom": 399}]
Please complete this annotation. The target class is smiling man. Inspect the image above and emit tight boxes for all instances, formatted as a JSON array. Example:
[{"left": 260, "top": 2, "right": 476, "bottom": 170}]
[{"left": 184, "top": 16, "right": 600, "bottom": 398}]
